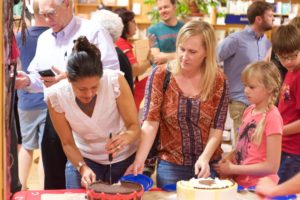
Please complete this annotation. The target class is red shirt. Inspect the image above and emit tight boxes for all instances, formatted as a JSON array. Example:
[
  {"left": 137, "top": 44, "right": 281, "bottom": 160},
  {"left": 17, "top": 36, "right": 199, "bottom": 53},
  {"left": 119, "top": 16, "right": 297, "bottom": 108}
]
[
  {"left": 278, "top": 67, "right": 300, "bottom": 155},
  {"left": 9, "top": 35, "right": 20, "bottom": 62},
  {"left": 115, "top": 37, "right": 137, "bottom": 65}
]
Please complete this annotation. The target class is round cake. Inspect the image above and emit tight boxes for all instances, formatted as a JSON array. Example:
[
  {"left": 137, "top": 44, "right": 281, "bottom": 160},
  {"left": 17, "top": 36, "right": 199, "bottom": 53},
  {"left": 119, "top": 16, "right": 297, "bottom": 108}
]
[
  {"left": 87, "top": 181, "right": 144, "bottom": 200},
  {"left": 177, "top": 178, "right": 237, "bottom": 200}
]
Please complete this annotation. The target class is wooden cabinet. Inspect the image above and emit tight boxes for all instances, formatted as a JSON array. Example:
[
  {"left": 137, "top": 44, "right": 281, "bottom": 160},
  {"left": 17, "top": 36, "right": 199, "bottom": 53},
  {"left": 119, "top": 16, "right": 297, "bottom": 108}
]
[{"left": 74, "top": 0, "right": 100, "bottom": 18}]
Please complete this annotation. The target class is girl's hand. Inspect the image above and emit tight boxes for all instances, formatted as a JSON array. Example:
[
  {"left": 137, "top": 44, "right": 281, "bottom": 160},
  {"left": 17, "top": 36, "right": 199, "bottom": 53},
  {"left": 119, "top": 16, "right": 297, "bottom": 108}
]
[
  {"left": 195, "top": 157, "right": 210, "bottom": 178},
  {"left": 80, "top": 165, "right": 96, "bottom": 188},
  {"left": 214, "top": 159, "right": 234, "bottom": 175},
  {"left": 124, "top": 160, "right": 144, "bottom": 176},
  {"left": 105, "top": 131, "right": 136, "bottom": 156},
  {"left": 256, "top": 177, "right": 277, "bottom": 197}
]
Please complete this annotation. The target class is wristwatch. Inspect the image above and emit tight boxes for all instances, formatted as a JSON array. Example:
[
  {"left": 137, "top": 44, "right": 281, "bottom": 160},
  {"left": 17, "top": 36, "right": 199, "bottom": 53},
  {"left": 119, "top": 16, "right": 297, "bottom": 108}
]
[{"left": 76, "top": 161, "right": 87, "bottom": 172}]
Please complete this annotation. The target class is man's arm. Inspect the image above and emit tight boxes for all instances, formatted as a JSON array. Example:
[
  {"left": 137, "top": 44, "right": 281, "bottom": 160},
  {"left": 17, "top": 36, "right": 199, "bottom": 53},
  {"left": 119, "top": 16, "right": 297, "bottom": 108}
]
[
  {"left": 148, "top": 31, "right": 173, "bottom": 64},
  {"left": 94, "top": 26, "right": 120, "bottom": 70},
  {"left": 283, "top": 119, "right": 300, "bottom": 135},
  {"left": 256, "top": 173, "right": 300, "bottom": 197},
  {"left": 151, "top": 47, "right": 176, "bottom": 65},
  {"left": 16, "top": 53, "right": 44, "bottom": 93},
  {"left": 217, "top": 36, "right": 238, "bottom": 63}
]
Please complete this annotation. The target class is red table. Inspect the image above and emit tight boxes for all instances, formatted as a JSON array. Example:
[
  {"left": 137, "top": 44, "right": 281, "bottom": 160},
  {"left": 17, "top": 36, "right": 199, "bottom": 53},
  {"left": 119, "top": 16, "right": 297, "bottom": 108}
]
[{"left": 12, "top": 189, "right": 86, "bottom": 200}]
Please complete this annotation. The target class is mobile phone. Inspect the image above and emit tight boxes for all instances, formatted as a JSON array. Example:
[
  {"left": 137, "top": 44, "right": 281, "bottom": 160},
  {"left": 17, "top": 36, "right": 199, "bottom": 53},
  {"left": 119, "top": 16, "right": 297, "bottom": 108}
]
[{"left": 38, "top": 69, "right": 56, "bottom": 77}]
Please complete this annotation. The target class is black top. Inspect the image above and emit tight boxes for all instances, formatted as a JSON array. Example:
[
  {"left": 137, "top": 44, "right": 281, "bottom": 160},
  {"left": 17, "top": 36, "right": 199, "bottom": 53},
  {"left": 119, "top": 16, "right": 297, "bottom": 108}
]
[
  {"left": 116, "top": 47, "right": 134, "bottom": 93},
  {"left": 271, "top": 50, "right": 288, "bottom": 82}
]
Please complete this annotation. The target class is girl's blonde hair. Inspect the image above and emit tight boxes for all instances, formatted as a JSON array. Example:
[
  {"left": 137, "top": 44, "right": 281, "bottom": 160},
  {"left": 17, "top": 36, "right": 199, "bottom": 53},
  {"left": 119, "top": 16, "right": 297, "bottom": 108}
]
[
  {"left": 241, "top": 61, "right": 281, "bottom": 145},
  {"left": 172, "top": 20, "right": 218, "bottom": 101},
  {"left": 289, "top": 16, "right": 300, "bottom": 30}
]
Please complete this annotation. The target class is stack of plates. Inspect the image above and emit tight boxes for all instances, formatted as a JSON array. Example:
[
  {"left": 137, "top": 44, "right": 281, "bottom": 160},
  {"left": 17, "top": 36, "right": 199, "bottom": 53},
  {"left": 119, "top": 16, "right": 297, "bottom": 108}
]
[{"left": 120, "top": 174, "right": 154, "bottom": 191}]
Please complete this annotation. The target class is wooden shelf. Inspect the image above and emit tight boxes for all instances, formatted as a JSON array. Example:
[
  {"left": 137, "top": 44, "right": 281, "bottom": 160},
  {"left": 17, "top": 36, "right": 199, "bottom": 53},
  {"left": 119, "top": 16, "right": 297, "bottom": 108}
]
[
  {"left": 213, "top": 24, "right": 245, "bottom": 30},
  {"left": 77, "top": 3, "right": 99, "bottom": 6},
  {"left": 74, "top": 0, "right": 131, "bottom": 18}
]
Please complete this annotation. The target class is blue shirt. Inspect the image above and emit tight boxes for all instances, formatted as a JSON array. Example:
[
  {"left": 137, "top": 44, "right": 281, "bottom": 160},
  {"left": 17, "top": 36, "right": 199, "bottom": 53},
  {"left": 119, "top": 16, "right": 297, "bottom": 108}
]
[
  {"left": 16, "top": 26, "right": 49, "bottom": 110},
  {"left": 147, "top": 21, "right": 184, "bottom": 53},
  {"left": 217, "top": 26, "right": 271, "bottom": 105}
]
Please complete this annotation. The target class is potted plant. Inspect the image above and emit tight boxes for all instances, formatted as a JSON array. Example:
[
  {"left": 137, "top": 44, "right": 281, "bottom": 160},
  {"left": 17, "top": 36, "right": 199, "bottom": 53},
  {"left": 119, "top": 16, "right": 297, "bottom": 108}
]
[
  {"left": 144, "top": 0, "right": 190, "bottom": 24},
  {"left": 194, "top": 0, "right": 220, "bottom": 15}
]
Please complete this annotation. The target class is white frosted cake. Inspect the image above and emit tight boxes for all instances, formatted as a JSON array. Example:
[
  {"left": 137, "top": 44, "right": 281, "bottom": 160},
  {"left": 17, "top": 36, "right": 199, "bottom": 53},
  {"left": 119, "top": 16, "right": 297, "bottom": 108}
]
[{"left": 177, "top": 178, "right": 237, "bottom": 200}]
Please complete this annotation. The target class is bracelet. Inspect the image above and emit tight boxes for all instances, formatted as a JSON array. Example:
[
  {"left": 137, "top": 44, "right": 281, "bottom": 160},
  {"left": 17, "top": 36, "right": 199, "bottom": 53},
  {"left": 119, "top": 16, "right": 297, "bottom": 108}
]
[{"left": 76, "top": 161, "right": 87, "bottom": 172}]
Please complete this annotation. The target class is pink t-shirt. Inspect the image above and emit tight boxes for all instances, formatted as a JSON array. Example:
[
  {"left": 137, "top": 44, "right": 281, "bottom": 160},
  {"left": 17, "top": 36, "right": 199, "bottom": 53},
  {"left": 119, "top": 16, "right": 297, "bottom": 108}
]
[{"left": 234, "top": 105, "right": 283, "bottom": 187}]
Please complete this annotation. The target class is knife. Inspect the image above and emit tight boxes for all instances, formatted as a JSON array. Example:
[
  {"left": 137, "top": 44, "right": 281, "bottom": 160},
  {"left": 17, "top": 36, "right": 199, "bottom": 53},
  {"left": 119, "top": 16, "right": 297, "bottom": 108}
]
[{"left": 109, "top": 133, "right": 113, "bottom": 184}]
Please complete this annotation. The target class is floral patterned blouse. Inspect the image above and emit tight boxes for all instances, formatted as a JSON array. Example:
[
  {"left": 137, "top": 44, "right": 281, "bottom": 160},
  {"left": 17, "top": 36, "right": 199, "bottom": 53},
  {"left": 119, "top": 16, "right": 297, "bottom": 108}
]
[{"left": 143, "top": 65, "right": 229, "bottom": 166}]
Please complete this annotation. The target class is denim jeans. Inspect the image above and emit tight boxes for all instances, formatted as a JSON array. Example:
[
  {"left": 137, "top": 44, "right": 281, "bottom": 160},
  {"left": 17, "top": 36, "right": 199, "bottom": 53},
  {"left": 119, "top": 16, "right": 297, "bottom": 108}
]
[
  {"left": 278, "top": 151, "right": 300, "bottom": 184},
  {"left": 156, "top": 159, "right": 219, "bottom": 188},
  {"left": 65, "top": 153, "right": 135, "bottom": 189}
]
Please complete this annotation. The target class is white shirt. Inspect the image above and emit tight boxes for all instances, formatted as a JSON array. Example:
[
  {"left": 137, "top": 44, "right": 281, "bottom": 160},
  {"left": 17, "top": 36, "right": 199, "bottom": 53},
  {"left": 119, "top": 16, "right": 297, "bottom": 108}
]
[
  {"left": 27, "top": 16, "right": 119, "bottom": 93},
  {"left": 45, "top": 70, "right": 136, "bottom": 164}
]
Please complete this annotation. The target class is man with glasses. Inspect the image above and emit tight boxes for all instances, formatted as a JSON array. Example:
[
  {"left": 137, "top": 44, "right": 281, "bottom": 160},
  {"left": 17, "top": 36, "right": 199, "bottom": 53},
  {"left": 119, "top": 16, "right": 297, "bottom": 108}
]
[
  {"left": 16, "top": 0, "right": 119, "bottom": 189},
  {"left": 272, "top": 24, "right": 300, "bottom": 184},
  {"left": 217, "top": 1, "right": 273, "bottom": 144}
]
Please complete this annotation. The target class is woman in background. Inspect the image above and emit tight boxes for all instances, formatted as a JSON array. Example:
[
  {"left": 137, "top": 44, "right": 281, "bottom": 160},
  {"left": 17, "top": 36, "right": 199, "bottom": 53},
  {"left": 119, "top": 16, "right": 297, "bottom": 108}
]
[
  {"left": 91, "top": 9, "right": 134, "bottom": 93},
  {"left": 115, "top": 8, "right": 153, "bottom": 110}
]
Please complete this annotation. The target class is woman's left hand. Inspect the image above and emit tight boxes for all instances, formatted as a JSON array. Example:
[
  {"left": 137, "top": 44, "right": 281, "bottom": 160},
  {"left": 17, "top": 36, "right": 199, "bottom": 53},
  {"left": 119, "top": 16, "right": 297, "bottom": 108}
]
[
  {"left": 195, "top": 157, "right": 210, "bottom": 178},
  {"left": 105, "top": 131, "right": 135, "bottom": 156},
  {"left": 80, "top": 165, "right": 96, "bottom": 188}
]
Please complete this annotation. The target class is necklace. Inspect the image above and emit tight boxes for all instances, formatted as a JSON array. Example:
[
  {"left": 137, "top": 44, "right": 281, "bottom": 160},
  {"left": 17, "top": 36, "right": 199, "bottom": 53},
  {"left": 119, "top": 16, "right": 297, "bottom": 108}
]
[{"left": 75, "top": 95, "right": 97, "bottom": 117}]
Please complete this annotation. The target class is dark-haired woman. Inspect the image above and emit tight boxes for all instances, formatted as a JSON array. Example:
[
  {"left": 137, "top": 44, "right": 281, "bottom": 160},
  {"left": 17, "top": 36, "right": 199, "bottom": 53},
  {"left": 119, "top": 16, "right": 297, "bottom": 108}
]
[
  {"left": 45, "top": 36, "right": 140, "bottom": 189},
  {"left": 115, "top": 8, "right": 153, "bottom": 110}
]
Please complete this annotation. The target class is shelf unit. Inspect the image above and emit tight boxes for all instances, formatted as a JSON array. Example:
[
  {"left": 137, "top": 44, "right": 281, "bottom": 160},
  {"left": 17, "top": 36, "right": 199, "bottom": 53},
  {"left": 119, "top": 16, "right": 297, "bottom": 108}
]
[{"left": 74, "top": 0, "right": 131, "bottom": 18}]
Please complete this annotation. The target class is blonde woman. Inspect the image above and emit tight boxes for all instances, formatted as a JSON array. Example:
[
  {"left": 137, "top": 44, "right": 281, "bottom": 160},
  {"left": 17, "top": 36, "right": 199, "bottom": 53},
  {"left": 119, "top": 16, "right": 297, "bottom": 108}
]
[{"left": 126, "top": 20, "right": 229, "bottom": 188}]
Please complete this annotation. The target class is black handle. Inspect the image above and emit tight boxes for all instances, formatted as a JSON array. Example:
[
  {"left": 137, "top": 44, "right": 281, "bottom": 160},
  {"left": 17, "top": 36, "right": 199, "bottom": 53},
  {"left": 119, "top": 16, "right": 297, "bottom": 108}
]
[{"left": 109, "top": 133, "right": 113, "bottom": 162}]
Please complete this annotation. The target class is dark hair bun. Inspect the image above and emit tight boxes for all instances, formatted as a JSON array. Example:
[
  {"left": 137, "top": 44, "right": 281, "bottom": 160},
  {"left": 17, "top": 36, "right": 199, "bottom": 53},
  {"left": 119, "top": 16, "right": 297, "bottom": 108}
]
[
  {"left": 67, "top": 36, "right": 103, "bottom": 82},
  {"left": 72, "top": 36, "right": 100, "bottom": 59}
]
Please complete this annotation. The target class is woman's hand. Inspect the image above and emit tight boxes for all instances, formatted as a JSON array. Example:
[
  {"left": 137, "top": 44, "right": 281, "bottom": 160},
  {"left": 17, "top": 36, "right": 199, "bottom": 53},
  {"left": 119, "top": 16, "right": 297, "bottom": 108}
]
[
  {"left": 256, "top": 177, "right": 277, "bottom": 197},
  {"left": 195, "top": 157, "right": 210, "bottom": 178},
  {"left": 105, "top": 131, "right": 136, "bottom": 156},
  {"left": 80, "top": 165, "right": 96, "bottom": 188},
  {"left": 214, "top": 159, "right": 234, "bottom": 175},
  {"left": 124, "top": 160, "right": 145, "bottom": 176}
]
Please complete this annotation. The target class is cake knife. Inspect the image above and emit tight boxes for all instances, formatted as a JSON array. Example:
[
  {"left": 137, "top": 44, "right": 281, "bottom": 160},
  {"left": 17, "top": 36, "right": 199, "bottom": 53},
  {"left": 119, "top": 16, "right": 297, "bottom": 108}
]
[{"left": 109, "top": 133, "right": 113, "bottom": 184}]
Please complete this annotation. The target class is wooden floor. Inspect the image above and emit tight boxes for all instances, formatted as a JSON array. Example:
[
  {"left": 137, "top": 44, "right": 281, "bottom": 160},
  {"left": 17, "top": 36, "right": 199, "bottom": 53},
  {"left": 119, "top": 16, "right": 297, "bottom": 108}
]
[{"left": 27, "top": 150, "right": 42, "bottom": 190}]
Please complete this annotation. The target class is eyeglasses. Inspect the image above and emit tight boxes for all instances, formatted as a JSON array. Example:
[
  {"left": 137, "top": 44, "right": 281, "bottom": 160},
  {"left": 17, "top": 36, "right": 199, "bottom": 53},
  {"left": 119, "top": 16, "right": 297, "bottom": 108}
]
[
  {"left": 276, "top": 51, "right": 299, "bottom": 62},
  {"left": 40, "top": 7, "right": 58, "bottom": 19}
]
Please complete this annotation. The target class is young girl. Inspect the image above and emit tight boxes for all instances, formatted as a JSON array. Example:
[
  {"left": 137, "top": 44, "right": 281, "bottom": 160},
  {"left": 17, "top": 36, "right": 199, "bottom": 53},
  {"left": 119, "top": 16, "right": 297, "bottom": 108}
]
[{"left": 215, "top": 61, "right": 283, "bottom": 188}]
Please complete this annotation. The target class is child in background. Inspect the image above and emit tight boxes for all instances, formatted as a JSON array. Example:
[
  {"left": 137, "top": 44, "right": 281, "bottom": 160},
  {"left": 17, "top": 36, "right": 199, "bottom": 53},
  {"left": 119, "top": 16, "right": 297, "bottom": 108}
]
[
  {"left": 271, "top": 24, "right": 300, "bottom": 184},
  {"left": 215, "top": 61, "right": 283, "bottom": 188}
]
